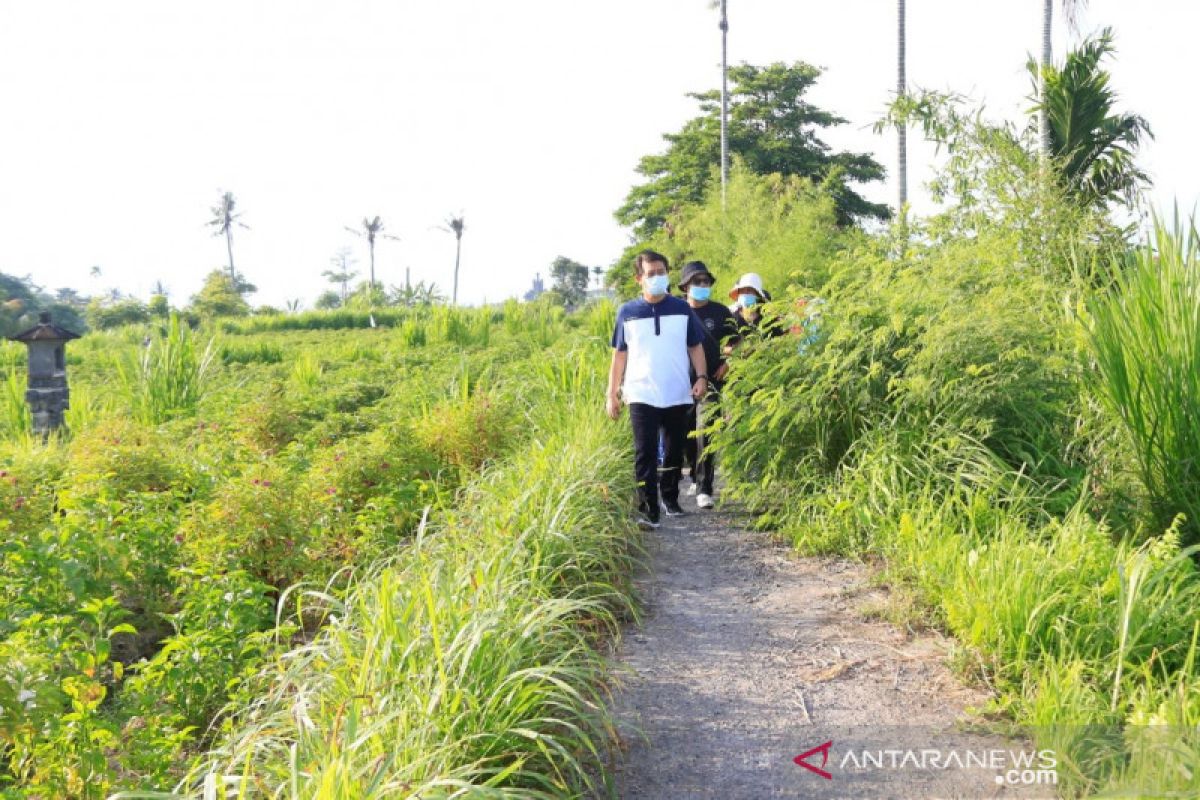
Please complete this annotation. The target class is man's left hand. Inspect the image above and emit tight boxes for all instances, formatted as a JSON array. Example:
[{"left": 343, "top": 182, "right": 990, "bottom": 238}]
[{"left": 691, "top": 378, "right": 707, "bottom": 400}]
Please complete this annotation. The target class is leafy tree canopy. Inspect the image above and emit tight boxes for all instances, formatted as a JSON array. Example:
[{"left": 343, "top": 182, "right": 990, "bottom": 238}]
[
  {"left": 0, "top": 273, "right": 86, "bottom": 335},
  {"left": 189, "top": 271, "right": 250, "bottom": 318},
  {"left": 616, "top": 62, "right": 889, "bottom": 237},
  {"left": 548, "top": 256, "right": 590, "bottom": 308},
  {"left": 314, "top": 290, "right": 342, "bottom": 310},
  {"left": 85, "top": 296, "right": 151, "bottom": 330}
]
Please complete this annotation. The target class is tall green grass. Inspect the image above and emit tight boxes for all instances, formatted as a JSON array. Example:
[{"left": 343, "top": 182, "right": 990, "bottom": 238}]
[
  {"left": 119, "top": 314, "right": 215, "bottom": 425},
  {"left": 165, "top": 357, "right": 635, "bottom": 798},
  {"left": 1089, "top": 215, "right": 1200, "bottom": 543},
  {"left": 0, "top": 368, "right": 31, "bottom": 440},
  {"left": 782, "top": 423, "right": 1200, "bottom": 796}
]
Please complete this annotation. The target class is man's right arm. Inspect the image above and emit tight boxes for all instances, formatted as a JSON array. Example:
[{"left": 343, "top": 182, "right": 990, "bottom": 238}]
[{"left": 606, "top": 348, "right": 627, "bottom": 420}]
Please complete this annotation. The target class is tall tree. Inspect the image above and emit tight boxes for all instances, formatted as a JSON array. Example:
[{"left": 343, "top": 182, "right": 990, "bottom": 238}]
[
  {"left": 1039, "top": 0, "right": 1088, "bottom": 158},
  {"left": 616, "top": 62, "right": 888, "bottom": 236},
  {"left": 1028, "top": 28, "right": 1152, "bottom": 208},
  {"left": 592, "top": 265, "right": 604, "bottom": 288},
  {"left": 208, "top": 191, "right": 248, "bottom": 282},
  {"left": 345, "top": 216, "right": 397, "bottom": 288},
  {"left": 548, "top": 256, "right": 590, "bottom": 308},
  {"left": 441, "top": 214, "right": 466, "bottom": 306},
  {"left": 323, "top": 247, "right": 358, "bottom": 302},
  {"left": 897, "top": 0, "right": 907, "bottom": 212}
]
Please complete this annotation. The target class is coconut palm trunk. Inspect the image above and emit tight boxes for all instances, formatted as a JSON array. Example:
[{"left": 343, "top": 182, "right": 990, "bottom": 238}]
[
  {"left": 368, "top": 238, "right": 376, "bottom": 288},
  {"left": 719, "top": 0, "right": 729, "bottom": 209},
  {"left": 897, "top": 0, "right": 907, "bottom": 211},
  {"left": 225, "top": 228, "right": 236, "bottom": 283},
  {"left": 1040, "top": 0, "right": 1053, "bottom": 159},
  {"left": 452, "top": 236, "right": 462, "bottom": 306}
]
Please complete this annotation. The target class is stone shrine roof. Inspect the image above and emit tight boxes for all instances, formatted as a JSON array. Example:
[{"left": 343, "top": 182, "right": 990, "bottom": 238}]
[{"left": 10, "top": 311, "right": 82, "bottom": 343}]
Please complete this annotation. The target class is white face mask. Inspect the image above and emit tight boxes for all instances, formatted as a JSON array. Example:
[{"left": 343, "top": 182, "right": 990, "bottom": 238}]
[{"left": 644, "top": 274, "right": 670, "bottom": 297}]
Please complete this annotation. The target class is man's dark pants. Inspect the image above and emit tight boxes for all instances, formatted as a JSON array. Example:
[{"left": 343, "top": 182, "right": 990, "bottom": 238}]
[
  {"left": 684, "top": 385, "right": 720, "bottom": 496},
  {"left": 629, "top": 402, "right": 691, "bottom": 517}
]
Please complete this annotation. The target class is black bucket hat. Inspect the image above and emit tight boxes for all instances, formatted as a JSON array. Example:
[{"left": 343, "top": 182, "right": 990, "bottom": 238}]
[{"left": 679, "top": 261, "right": 716, "bottom": 289}]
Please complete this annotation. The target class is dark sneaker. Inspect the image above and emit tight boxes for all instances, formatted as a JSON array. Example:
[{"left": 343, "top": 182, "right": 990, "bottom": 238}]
[
  {"left": 636, "top": 513, "right": 660, "bottom": 530},
  {"left": 663, "top": 500, "right": 686, "bottom": 517}
]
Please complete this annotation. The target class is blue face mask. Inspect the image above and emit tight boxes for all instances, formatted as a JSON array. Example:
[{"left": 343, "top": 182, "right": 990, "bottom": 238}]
[
  {"left": 644, "top": 274, "right": 670, "bottom": 297},
  {"left": 688, "top": 286, "right": 712, "bottom": 302},
  {"left": 738, "top": 293, "right": 759, "bottom": 308}
]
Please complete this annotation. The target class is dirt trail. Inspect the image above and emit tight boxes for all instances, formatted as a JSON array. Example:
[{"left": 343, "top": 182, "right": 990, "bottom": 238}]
[{"left": 606, "top": 497, "right": 1048, "bottom": 799}]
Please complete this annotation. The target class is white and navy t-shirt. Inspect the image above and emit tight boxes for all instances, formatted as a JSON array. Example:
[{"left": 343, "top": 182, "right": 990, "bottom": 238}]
[{"left": 611, "top": 295, "right": 705, "bottom": 408}]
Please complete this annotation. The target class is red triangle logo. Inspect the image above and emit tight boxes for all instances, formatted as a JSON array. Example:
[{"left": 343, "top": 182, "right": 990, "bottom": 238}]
[{"left": 793, "top": 740, "right": 833, "bottom": 780}]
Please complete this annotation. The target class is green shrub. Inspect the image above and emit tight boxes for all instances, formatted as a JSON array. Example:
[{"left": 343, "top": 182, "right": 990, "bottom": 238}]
[{"left": 180, "top": 463, "right": 315, "bottom": 589}]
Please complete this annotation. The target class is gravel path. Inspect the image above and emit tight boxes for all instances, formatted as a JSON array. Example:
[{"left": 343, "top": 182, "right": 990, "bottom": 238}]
[{"left": 605, "top": 496, "right": 1051, "bottom": 799}]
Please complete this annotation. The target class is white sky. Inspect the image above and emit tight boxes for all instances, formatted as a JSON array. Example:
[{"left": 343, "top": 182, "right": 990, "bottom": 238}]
[{"left": 1, "top": 1, "right": 1195, "bottom": 308}]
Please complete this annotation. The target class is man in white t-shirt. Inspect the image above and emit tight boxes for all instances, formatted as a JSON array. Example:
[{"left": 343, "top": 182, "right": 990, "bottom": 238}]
[{"left": 606, "top": 250, "right": 708, "bottom": 528}]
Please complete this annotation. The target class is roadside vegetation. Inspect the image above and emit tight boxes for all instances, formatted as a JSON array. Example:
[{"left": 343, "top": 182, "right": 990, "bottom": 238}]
[
  {"left": 0, "top": 301, "right": 635, "bottom": 797},
  {"left": 691, "top": 57, "right": 1198, "bottom": 800}
]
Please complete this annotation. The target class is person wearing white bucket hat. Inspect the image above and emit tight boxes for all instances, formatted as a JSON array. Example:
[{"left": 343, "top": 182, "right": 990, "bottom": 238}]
[
  {"left": 729, "top": 272, "right": 765, "bottom": 308},
  {"left": 726, "top": 272, "right": 783, "bottom": 350}
]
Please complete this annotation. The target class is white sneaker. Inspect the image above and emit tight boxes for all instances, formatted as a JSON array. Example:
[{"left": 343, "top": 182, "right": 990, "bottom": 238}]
[
  {"left": 686, "top": 483, "right": 698, "bottom": 496},
  {"left": 696, "top": 493, "right": 714, "bottom": 509}
]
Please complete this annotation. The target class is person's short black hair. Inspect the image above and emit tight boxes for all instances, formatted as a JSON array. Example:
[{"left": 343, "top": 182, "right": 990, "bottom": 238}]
[{"left": 633, "top": 249, "right": 669, "bottom": 277}]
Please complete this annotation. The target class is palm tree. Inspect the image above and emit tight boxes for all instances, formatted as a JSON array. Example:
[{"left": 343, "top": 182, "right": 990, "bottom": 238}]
[
  {"left": 897, "top": 0, "right": 907, "bottom": 213},
  {"left": 709, "top": 0, "right": 730, "bottom": 207},
  {"left": 442, "top": 214, "right": 465, "bottom": 305},
  {"left": 1029, "top": 28, "right": 1152, "bottom": 208},
  {"left": 1039, "top": 1, "right": 1088, "bottom": 159},
  {"left": 592, "top": 265, "right": 604, "bottom": 289},
  {"left": 415, "top": 280, "right": 446, "bottom": 306},
  {"left": 208, "top": 191, "right": 248, "bottom": 282},
  {"left": 345, "top": 216, "right": 397, "bottom": 288}
]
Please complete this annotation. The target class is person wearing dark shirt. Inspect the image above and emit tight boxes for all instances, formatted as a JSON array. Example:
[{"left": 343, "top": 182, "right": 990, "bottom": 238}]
[{"left": 677, "top": 261, "right": 736, "bottom": 509}]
